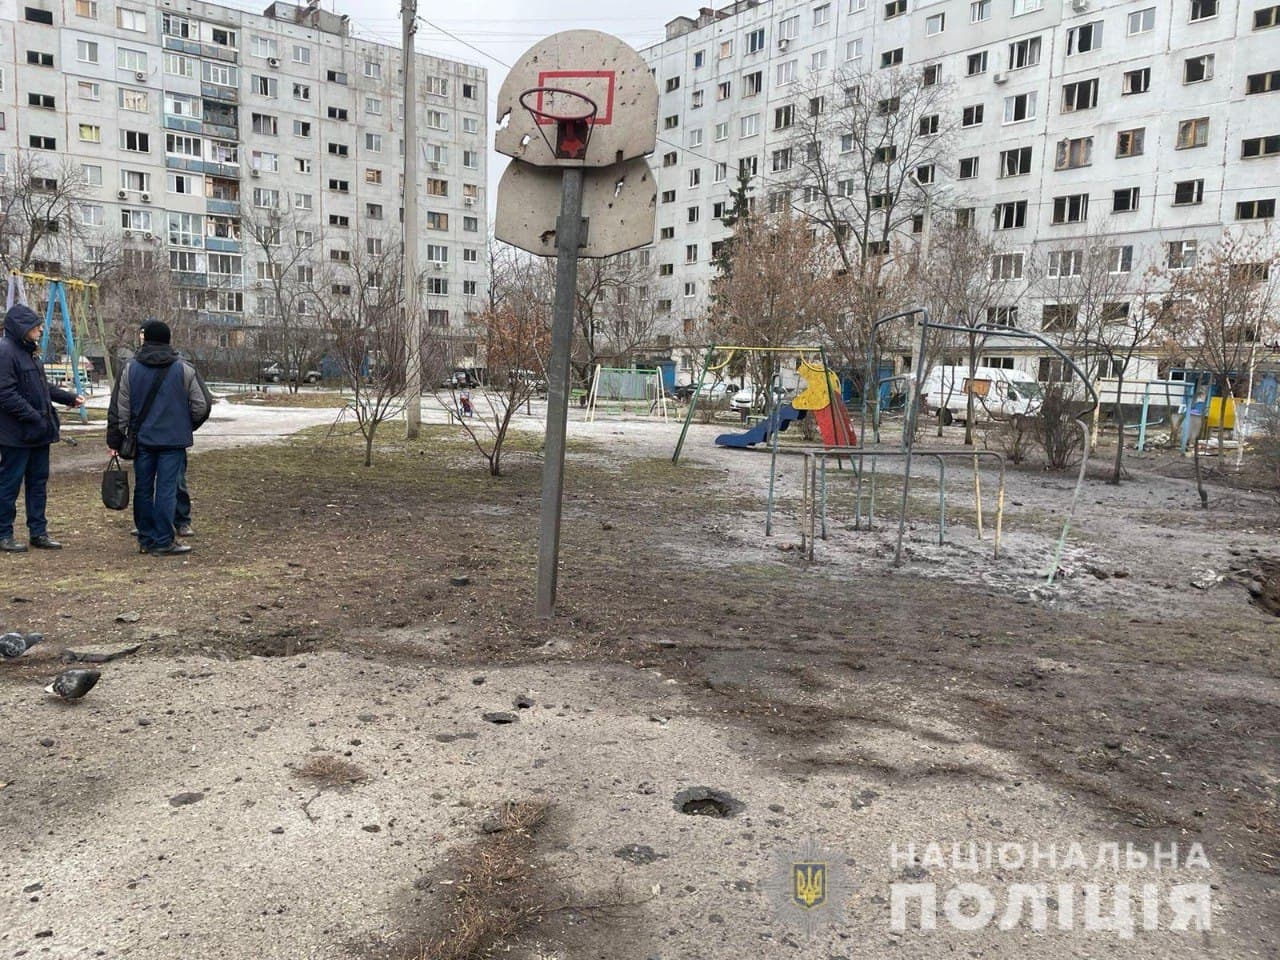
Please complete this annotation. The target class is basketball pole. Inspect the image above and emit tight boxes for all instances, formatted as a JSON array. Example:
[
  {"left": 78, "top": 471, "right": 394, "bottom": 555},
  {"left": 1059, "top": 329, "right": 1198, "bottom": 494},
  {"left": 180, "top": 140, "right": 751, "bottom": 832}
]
[
  {"left": 535, "top": 168, "right": 585, "bottom": 617},
  {"left": 401, "top": 0, "right": 422, "bottom": 439}
]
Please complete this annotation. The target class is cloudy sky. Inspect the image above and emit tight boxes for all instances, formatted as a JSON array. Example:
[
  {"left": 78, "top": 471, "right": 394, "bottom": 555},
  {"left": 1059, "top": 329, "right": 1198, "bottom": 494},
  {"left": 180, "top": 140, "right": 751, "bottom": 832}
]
[{"left": 221, "top": 0, "right": 698, "bottom": 197}]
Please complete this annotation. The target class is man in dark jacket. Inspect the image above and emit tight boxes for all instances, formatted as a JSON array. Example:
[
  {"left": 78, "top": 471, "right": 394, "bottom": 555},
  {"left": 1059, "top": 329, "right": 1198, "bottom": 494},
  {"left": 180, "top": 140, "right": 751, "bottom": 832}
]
[
  {"left": 107, "top": 321, "right": 212, "bottom": 556},
  {"left": 0, "top": 304, "right": 86, "bottom": 552}
]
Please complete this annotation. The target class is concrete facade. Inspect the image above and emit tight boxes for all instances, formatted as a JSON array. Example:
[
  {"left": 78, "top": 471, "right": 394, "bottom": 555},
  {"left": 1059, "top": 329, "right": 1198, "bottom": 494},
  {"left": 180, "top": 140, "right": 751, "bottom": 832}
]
[
  {"left": 641, "top": 0, "right": 1280, "bottom": 381},
  {"left": 0, "top": 0, "right": 486, "bottom": 349}
]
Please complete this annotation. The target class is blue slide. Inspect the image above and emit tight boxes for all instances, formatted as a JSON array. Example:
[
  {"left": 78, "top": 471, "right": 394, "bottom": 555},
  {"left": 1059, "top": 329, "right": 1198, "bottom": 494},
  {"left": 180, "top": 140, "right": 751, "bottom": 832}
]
[{"left": 715, "top": 403, "right": 805, "bottom": 448}]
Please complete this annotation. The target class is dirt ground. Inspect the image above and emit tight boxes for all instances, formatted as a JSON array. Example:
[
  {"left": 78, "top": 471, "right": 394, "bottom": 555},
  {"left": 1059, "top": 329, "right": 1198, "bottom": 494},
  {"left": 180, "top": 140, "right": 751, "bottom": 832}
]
[{"left": 1, "top": 395, "right": 1277, "bottom": 959}]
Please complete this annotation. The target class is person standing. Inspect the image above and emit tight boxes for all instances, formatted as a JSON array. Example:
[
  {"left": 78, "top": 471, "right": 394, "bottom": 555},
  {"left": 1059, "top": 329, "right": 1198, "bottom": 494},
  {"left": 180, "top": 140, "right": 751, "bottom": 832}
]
[
  {"left": 0, "top": 305, "right": 86, "bottom": 552},
  {"left": 107, "top": 321, "right": 211, "bottom": 556}
]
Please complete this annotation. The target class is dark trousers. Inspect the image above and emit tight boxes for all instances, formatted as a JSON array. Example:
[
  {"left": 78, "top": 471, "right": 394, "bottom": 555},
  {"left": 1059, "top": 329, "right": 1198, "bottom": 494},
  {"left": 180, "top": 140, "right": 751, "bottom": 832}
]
[
  {"left": 175, "top": 455, "right": 191, "bottom": 526},
  {"left": 134, "top": 447, "right": 185, "bottom": 550},
  {"left": 0, "top": 444, "right": 51, "bottom": 540}
]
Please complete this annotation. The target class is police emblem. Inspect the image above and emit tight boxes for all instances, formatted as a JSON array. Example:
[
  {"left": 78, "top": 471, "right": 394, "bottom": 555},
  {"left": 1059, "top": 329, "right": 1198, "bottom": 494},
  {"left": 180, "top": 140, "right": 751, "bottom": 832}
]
[{"left": 765, "top": 838, "right": 850, "bottom": 936}]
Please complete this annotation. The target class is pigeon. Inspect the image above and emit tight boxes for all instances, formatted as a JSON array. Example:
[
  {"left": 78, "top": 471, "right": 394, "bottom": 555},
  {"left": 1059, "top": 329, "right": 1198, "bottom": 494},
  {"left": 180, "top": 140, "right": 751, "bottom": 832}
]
[
  {"left": 45, "top": 669, "right": 100, "bottom": 700},
  {"left": 0, "top": 632, "right": 41, "bottom": 659}
]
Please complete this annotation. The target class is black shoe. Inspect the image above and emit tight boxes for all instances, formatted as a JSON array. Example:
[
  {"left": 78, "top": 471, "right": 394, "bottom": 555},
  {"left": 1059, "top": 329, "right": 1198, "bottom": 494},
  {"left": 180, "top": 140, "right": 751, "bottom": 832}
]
[
  {"left": 149, "top": 542, "right": 191, "bottom": 555},
  {"left": 30, "top": 535, "right": 62, "bottom": 550},
  {"left": 176, "top": 523, "right": 194, "bottom": 537},
  {"left": 0, "top": 537, "right": 27, "bottom": 553}
]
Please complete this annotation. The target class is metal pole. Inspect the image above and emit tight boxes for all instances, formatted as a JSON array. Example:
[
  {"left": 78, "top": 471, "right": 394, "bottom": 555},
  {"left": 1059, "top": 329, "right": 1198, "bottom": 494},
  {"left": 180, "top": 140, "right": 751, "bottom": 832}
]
[
  {"left": 535, "top": 168, "right": 585, "bottom": 618},
  {"left": 402, "top": 0, "right": 422, "bottom": 438},
  {"left": 672, "top": 344, "right": 715, "bottom": 465},
  {"left": 894, "top": 316, "right": 931, "bottom": 565}
]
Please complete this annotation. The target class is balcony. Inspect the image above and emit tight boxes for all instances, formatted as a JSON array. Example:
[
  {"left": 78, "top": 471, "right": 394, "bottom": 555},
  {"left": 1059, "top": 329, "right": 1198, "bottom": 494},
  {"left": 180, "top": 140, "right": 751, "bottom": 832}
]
[
  {"left": 204, "top": 160, "right": 241, "bottom": 179},
  {"left": 200, "top": 43, "right": 239, "bottom": 64},
  {"left": 164, "top": 115, "right": 202, "bottom": 135},
  {"left": 163, "top": 36, "right": 202, "bottom": 56},
  {"left": 202, "top": 120, "right": 238, "bottom": 140},
  {"left": 173, "top": 272, "right": 208, "bottom": 288},
  {"left": 205, "top": 237, "right": 242, "bottom": 254},
  {"left": 165, "top": 155, "right": 204, "bottom": 174},
  {"left": 206, "top": 274, "right": 243, "bottom": 290},
  {"left": 205, "top": 198, "right": 239, "bottom": 216},
  {"left": 201, "top": 83, "right": 238, "bottom": 104}
]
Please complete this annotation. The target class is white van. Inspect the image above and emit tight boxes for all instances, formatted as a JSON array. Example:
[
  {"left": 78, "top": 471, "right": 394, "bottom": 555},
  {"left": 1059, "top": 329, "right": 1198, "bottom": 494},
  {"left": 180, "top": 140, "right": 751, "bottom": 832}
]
[{"left": 920, "top": 365, "right": 1043, "bottom": 425}]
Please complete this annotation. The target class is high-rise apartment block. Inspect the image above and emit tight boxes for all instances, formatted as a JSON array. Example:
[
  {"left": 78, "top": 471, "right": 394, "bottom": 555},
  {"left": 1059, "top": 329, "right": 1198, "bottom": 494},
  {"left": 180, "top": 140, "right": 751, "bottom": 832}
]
[
  {"left": 642, "top": 0, "right": 1279, "bottom": 378},
  {"left": 0, "top": 0, "right": 486, "bottom": 353}
]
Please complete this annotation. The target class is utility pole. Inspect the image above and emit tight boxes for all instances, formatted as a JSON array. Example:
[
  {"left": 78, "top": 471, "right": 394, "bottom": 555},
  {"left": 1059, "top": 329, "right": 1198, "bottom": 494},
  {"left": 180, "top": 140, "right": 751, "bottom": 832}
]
[{"left": 401, "top": 0, "right": 422, "bottom": 437}]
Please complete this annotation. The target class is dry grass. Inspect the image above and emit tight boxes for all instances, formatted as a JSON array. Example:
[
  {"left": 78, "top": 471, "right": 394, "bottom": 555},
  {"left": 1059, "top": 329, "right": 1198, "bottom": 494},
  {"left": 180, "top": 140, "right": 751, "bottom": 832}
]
[
  {"left": 415, "top": 801, "right": 553, "bottom": 960},
  {"left": 293, "top": 754, "right": 370, "bottom": 788}
]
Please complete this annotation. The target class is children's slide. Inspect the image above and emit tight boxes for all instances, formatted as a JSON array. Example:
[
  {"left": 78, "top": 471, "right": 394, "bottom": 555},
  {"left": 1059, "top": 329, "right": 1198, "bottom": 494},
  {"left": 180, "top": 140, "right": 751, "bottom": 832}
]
[{"left": 715, "top": 403, "right": 805, "bottom": 448}]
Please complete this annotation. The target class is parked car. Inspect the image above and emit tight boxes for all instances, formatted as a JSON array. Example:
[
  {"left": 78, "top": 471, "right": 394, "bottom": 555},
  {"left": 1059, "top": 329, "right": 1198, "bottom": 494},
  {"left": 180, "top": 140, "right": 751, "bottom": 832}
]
[
  {"left": 730, "top": 384, "right": 796, "bottom": 412},
  {"left": 696, "top": 381, "right": 741, "bottom": 402},
  {"left": 920, "top": 365, "right": 1042, "bottom": 425},
  {"left": 261, "top": 362, "right": 321, "bottom": 384},
  {"left": 441, "top": 370, "right": 479, "bottom": 389}
]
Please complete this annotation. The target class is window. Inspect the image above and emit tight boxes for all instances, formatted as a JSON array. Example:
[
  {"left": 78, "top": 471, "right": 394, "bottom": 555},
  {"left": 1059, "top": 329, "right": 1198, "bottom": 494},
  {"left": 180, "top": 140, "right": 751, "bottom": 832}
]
[
  {"left": 78, "top": 124, "right": 101, "bottom": 143},
  {"left": 967, "top": 51, "right": 988, "bottom": 75},
  {"left": 251, "top": 114, "right": 278, "bottom": 136},
  {"left": 771, "top": 148, "right": 792, "bottom": 172},
  {"left": 1247, "top": 71, "right": 1280, "bottom": 94},
  {"left": 1008, "top": 37, "right": 1041, "bottom": 70},
  {"left": 27, "top": 51, "right": 55, "bottom": 67},
  {"left": 739, "top": 156, "right": 758, "bottom": 177},
  {"left": 1173, "top": 179, "right": 1206, "bottom": 207},
  {"left": 1177, "top": 117, "right": 1210, "bottom": 149},
  {"left": 1113, "top": 187, "right": 1139, "bottom": 212},
  {"left": 1062, "top": 78, "right": 1098, "bottom": 112},
  {"left": 774, "top": 105, "right": 794, "bottom": 130},
  {"left": 1055, "top": 136, "right": 1092, "bottom": 169},
  {"left": 117, "top": 48, "right": 147, "bottom": 72},
  {"left": 427, "top": 110, "right": 449, "bottom": 131},
  {"left": 1066, "top": 22, "right": 1102, "bottom": 55},
  {"left": 962, "top": 104, "right": 984, "bottom": 126},
  {"left": 999, "top": 146, "right": 1033, "bottom": 176},
  {"left": 327, "top": 107, "right": 349, "bottom": 121},
  {"left": 1012, "top": 0, "right": 1042, "bottom": 12},
  {"left": 1108, "top": 245, "right": 1133, "bottom": 274},
  {"left": 293, "top": 120, "right": 312, "bottom": 139},
  {"left": 1236, "top": 199, "right": 1275, "bottom": 220},
  {"left": 923, "top": 64, "right": 941, "bottom": 86},
  {"left": 1117, "top": 128, "right": 1145, "bottom": 157},
  {"left": 365, "top": 133, "right": 383, "bottom": 152},
  {"left": 846, "top": 38, "right": 864, "bottom": 61},
  {"left": 292, "top": 44, "right": 311, "bottom": 64},
  {"left": 328, "top": 142, "right": 349, "bottom": 158},
  {"left": 881, "top": 48, "right": 904, "bottom": 68},
  {"left": 809, "top": 95, "right": 826, "bottom": 116},
  {"left": 1041, "top": 305, "right": 1079, "bottom": 332},
  {"left": 202, "top": 62, "right": 235, "bottom": 86},
  {"left": 690, "top": 90, "right": 705, "bottom": 109},
  {"left": 746, "top": 28, "right": 765, "bottom": 54},
  {"left": 713, "top": 162, "right": 727, "bottom": 183},
  {"left": 1242, "top": 135, "right": 1280, "bottom": 158},
  {"left": 663, "top": 114, "right": 679, "bottom": 131},
  {"left": 878, "top": 96, "right": 900, "bottom": 114},
  {"left": 925, "top": 12, "right": 945, "bottom": 34},
  {"left": 688, "top": 205, "right": 701, "bottom": 223},
  {"left": 1184, "top": 55, "right": 1214, "bottom": 84},
  {"left": 1189, "top": 0, "right": 1217, "bottom": 21},
  {"left": 77, "top": 40, "right": 99, "bottom": 63},
  {"left": 714, "top": 121, "right": 729, "bottom": 142},
  {"left": 919, "top": 114, "right": 940, "bottom": 136},
  {"left": 463, "top": 150, "right": 480, "bottom": 170},
  {"left": 76, "top": 0, "right": 98, "bottom": 17},
  {"left": 294, "top": 83, "right": 311, "bottom": 102},
  {"left": 1255, "top": 5, "right": 1280, "bottom": 28},
  {"left": 686, "top": 243, "right": 699, "bottom": 263},
  {"left": 1128, "top": 7, "right": 1155, "bottom": 33},
  {"left": 80, "top": 204, "right": 104, "bottom": 227},
  {"left": 873, "top": 144, "right": 896, "bottom": 162},
  {"left": 121, "top": 130, "right": 150, "bottom": 152},
  {"left": 165, "top": 54, "right": 194, "bottom": 79},
  {"left": 1051, "top": 194, "right": 1090, "bottom": 224},
  {"left": 994, "top": 201, "right": 1028, "bottom": 229},
  {"left": 780, "top": 14, "right": 800, "bottom": 40},
  {"left": 958, "top": 157, "right": 979, "bottom": 179},
  {"left": 718, "top": 39, "right": 733, "bottom": 60},
  {"left": 740, "top": 114, "right": 758, "bottom": 137},
  {"left": 991, "top": 253, "right": 1024, "bottom": 281},
  {"left": 1167, "top": 240, "right": 1198, "bottom": 269},
  {"left": 426, "top": 211, "right": 448, "bottom": 230},
  {"left": 885, "top": 0, "right": 907, "bottom": 16},
  {"left": 28, "top": 93, "right": 55, "bottom": 110},
  {"left": 328, "top": 178, "right": 350, "bottom": 193},
  {"left": 253, "top": 75, "right": 279, "bottom": 98},
  {"left": 1003, "top": 92, "right": 1037, "bottom": 123},
  {"left": 425, "top": 276, "right": 447, "bottom": 296},
  {"left": 814, "top": 3, "right": 831, "bottom": 26},
  {"left": 119, "top": 88, "right": 148, "bottom": 112},
  {"left": 812, "top": 50, "right": 829, "bottom": 71},
  {"left": 463, "top": 216, "right": 479, "bottom": 233},
  {"left": 120, "top": 208, "right": 152, "bottom": 231},
  {"left": 743, "top": 70, "right": 764, "bottom": 96},
  {"left": 327, "top": 70, "right": 347, "bottom": 85},
  {"left": 1123, "top": 68, "right": 1151, "bottom": 95},
  {"left": 427, "top": 178, "right": 448, "bottom": 198},
  {"left": 78, "top": 81, "right": 100, "bottom": 101},
  {"left": 82, "top": 164, "right": 102, "bottom": 186},
  {"left": 717, "top": 81, "right": 732, "bottom": 101},
  {"left": 117, "top": 7, "right": 145, "bottom": 31},
  {"left": 986, "top": 307, "right": 1018, "bottom": 329},
  {"left": 1048, "top": 250, "right": 1084, "bottom": 278}
]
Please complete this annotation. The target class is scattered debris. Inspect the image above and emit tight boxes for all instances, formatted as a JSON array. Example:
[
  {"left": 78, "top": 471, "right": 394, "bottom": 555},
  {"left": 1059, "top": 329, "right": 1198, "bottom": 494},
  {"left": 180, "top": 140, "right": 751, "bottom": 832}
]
[
  {"left": 613, "top": 844, "right": 667, "bottom": 865},
  {"left": 61, "top": 644, "right": 141, "bottom": 665},
  {"left": 168, "top": 792, "right": 205, "bottom": 807},
  {"left": 293, "top": 754, "right": 369, "bottom": 788},
  {"left": 483, "top": 711, "right": 519, "bottom": 725},
  {"left": 450, "top": 575, "right": 471, "bottom": 588},
  {"left": 44, "top": 669, "right": 100, "bottom": 701},
  {"left": 513, "top": 695, "right": 534, "bottom": 710},
  {"left": 1190, "top": 569, "right": 1222, "bottom": 591},
  {"left": 115, "top": 611, "right": 141, "bottom": 624},
  {"left": 673, "top": 787, "right": 744, "bottom": 819}
]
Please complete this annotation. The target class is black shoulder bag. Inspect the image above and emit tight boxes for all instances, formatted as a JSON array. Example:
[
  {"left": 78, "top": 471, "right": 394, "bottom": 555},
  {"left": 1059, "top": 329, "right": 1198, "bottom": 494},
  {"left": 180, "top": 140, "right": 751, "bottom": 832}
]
[{"left": 119, "top": 363, "right": 173, "bottom": 461}]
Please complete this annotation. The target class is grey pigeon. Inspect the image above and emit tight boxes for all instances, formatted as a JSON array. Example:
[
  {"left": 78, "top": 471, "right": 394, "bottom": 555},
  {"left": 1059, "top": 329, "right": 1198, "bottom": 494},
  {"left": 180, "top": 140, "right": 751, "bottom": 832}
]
[
  {"left": 45, "top": 669, "right": 100, "bottom": 700},
  {"left": 0, "top": 632, "right": 40, "bottom": 658}
]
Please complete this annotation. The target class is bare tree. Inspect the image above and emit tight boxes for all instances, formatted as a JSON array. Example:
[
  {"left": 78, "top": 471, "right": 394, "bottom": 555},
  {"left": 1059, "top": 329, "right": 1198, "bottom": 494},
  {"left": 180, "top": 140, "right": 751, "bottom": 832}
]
[
  {"left": 241, "top": 200, "right": 325, "bottom": 392},
  {"left": 1161, "top": 230, "right": 1280, "bottom": 495},
  {"left": 0, "top": 151, "right": 94, "bottom": 275},
  {"left": 315, "top": 232, "right": 409, "bottom": 467}
]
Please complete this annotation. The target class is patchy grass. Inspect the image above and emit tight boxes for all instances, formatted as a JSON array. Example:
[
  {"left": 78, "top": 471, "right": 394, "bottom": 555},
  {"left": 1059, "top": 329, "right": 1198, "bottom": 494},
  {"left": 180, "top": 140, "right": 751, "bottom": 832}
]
[
  {"left": 414, "top": 801, "right": 553, "bottom": 960},
  {"left": 293, "top": 754, "right": 370, "bottom": 788},
  {"left": 223, "top": 390, "right": 350, "bottom": 409}
]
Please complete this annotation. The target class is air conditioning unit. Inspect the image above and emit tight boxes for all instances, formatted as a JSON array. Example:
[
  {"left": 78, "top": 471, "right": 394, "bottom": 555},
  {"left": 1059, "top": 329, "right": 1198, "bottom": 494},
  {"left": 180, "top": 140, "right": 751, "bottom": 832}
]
[
  {"left": 1071, "top": 0, "right": 1089, "bottom": 10},
  {"left": 141, "top": 191, "right": 151, "bottom": 203},
  {"left": 134, "top": 70, "right": 147, "bottom": 83},
  {"left": 123, "top": 229, "right": 135, "bottom": 239},
  {"left": 429, "top": 161, "right": 441, "bottom": 171},
  {"left": 431, "top": 262, "right": 445, "bottom": 271},
  {"left": 778, "top": 38, "right": 789, "bottom": 51},
  {"left": 267, "top": 57, "right": 280, "bottom": 68},
  {"left": 992, "top": 71, "right": 1008, "bottom": 84},
  {"left": 144, "top": 232, "right": 156, "bottom": 241},
  {"left": 463, "top": 197, "right": 475, "bottom": 207},
  {"left": 250, "top": 168, "right": 261, "bottom": 177},
  {"left": 117, "top": 189, "right": 129, "bottom": 200},
  {"left": 252, "top": 280, "right": 265, "bottom": 289}
]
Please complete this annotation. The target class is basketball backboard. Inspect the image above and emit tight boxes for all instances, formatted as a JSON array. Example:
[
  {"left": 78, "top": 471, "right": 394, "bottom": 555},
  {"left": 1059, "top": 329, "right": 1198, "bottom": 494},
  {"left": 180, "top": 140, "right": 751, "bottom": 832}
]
[
  {"left": 495, "top": 29, "right": 659, "bottom": 168},
  {"left": 495, "top": 156, "right": 656, "bottom": 258}
]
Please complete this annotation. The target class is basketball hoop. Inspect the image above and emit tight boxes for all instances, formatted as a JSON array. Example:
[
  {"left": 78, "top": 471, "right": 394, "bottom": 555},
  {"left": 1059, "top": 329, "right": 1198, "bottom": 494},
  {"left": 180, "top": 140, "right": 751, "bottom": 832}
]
[{"left": 518, "top": 86, "right": 598, "bottom": 161}]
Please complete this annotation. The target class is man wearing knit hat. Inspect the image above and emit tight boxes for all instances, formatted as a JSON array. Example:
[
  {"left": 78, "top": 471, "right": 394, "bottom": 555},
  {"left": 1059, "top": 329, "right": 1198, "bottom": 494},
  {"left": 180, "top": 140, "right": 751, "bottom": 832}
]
[
  {"left": 0, "top": 304, "right": 86, "bottom": 552},
  {"left": 107, "top": 320, "right": 212, "bottom": 556}
]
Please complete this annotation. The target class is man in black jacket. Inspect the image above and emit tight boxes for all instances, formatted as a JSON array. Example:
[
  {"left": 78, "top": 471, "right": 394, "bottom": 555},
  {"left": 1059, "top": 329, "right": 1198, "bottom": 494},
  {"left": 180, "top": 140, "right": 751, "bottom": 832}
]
[
  {"left": 107, "top": 321, "right": 211, "bottom": 556},
  {"left": 0, "top": 304, "right": 86, "bottom": 552}
]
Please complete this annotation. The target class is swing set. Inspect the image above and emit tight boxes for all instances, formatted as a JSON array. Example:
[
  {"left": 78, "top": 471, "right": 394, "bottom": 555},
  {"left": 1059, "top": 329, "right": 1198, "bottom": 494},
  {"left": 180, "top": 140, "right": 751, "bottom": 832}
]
[{"left": 5, "top": 270, "right": 110, "bottom": 424}]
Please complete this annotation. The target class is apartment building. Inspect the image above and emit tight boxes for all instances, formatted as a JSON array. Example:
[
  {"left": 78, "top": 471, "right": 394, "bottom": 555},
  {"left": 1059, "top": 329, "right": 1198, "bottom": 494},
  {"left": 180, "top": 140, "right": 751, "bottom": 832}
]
[
  {"left": 0, "top": 0, "right": 487, "bottom": 355},
  {"left": 642, "top": 0, "right": 1280, "bottom": 382}
]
